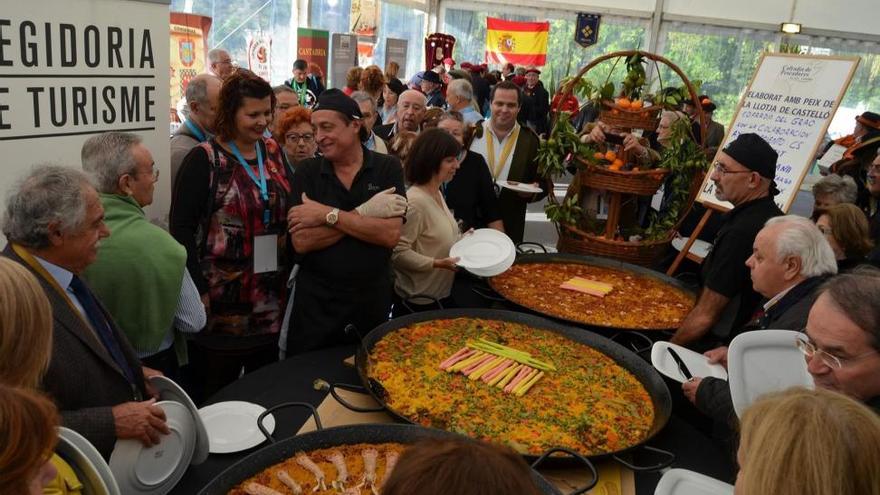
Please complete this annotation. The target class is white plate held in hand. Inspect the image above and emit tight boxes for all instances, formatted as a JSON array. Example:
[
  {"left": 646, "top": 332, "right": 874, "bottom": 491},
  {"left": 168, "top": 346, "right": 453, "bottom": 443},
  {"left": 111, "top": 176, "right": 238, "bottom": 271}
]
[
  {"left": 57, "top": 427, "right": 122, "bottom": 495},
  {"left": 728, "top": 330, "right": 813, "bottom": 418},
  {"left": 109, "top": 401, "right": 196, "bottom": 495},
  {"left": 199, "top": 401, "right": 275, "bottom": 454},
  {"left": 497, "top": 180, "right": 542, "bottom": 194},
  {"left": 449, "top": 229, "right": 514, "bottom": 269},
  {"left": 651, "top": 342, "right": 728, "bottom": 383},
  {"left": 149, "top": 375, "right": 210, "bottom": 464}
]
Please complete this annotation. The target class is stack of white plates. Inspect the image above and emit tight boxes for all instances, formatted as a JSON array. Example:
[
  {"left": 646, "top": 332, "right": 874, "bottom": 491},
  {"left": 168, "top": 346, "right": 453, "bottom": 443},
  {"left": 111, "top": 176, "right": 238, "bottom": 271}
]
[
  {"left": 57, "top": 427, "right": 121, "bottom": 495},
  {"left": 109, "top": 401, "right": 196, "bottom": 495},
  {"left": 449, "top": 229, "right": 516, "bottom": 277}
]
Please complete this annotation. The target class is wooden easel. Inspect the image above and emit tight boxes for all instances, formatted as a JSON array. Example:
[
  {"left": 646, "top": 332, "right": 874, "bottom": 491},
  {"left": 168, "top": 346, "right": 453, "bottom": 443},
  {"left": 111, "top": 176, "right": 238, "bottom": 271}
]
[{"left": 665, "top": 205, "right": 724, "bottom": 276}]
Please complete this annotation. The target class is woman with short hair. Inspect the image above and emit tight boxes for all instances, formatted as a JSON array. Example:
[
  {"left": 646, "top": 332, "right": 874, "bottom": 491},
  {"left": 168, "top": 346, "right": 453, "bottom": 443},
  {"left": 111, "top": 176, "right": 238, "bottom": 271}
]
[
  {"left": 171, "top": 69, "right": 294, "bottom": 396},
  {"left": 276, "top": 106, "right": 317, "bottom": 166},
  {"left": 814, "top": 203, "right": 875, "bottom": 271},
  {"left": 737, "top": 387, "right": 880, "bottom": 495},
  {"left": 392, "top": 129, "right": 463, "bottom": 315},
  {"left": 811, "top": 173, "right": 858, "bottom": 214},
  {"left": 343, "top": 66, "right": 363, "bottom": 97}
]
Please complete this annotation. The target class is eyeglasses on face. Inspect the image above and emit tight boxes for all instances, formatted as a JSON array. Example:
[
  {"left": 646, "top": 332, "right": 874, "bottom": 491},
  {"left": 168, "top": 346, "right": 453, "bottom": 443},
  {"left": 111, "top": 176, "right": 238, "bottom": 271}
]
[
  {"left": 795, "top": 332, "right": 878, "bottom": 370},
  {"left": 712, "top": 161, "right": 753, "bottom": 176},
  {"left": 285, "top": 133, "right": 315, "bottom": 143}
]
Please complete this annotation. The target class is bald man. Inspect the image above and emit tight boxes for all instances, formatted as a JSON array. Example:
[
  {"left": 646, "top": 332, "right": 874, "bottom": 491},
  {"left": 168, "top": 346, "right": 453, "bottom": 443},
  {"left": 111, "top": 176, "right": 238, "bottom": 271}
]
[
  {"left": 374, "top": 90, "right": 427, "bottom": 141},
  {"left": 171, "top": 74, "right": 222, "bottom": 185}
]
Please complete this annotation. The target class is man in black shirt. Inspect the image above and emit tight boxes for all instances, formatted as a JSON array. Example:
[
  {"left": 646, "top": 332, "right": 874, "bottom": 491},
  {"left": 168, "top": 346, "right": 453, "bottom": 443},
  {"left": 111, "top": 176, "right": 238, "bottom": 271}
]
[
  {"left": 670, "top": 133, "right": 784, "bottom": 347},
  {"left": 285, "top": 90, "right": 406, "bottom": 354}
]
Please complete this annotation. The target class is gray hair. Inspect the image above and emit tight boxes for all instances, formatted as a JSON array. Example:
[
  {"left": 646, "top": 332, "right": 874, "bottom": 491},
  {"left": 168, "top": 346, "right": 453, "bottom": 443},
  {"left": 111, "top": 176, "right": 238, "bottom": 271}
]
[
  {"left": 2, "top": 165, "right": 94, "bottom": 248},
  {"left": 765, "top": 215, "right": 838, "bottom": 278},
  {"left": 81, "top": 132, "right": 142, "bottom": 194},
  {"left": 447, "top": 79, "right": 474, "bottom": 103},
  {"left": 819, "top": 267, "right": 880, "bottom": 350},
  {"left": 185, "top": 74, "right": 220, "bottom": 106},
  {"left": 812, "top": 174, "right": 858, "bottom": 205},
  {"left": 207, "top": 48, "right": 228, "bottom": 64},
  {"left": 350, "top": 91, "right": 377, "bottom": 113},
  {"left": 273, "top": 84, "right": 296, "bottom": 96}
]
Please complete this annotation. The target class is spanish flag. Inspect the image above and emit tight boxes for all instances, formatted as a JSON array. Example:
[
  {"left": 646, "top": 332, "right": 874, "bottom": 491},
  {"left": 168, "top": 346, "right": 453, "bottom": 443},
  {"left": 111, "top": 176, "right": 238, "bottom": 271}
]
[{"left": 485, "top": 17, "right": 550, "bottom": 66}]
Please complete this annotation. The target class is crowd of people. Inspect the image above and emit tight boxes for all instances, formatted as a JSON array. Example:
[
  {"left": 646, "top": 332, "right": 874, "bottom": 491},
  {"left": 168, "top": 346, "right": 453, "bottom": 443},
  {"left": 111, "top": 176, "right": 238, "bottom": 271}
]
[{"left": 2, "top": 44, "right": 880, "bottom": 495}]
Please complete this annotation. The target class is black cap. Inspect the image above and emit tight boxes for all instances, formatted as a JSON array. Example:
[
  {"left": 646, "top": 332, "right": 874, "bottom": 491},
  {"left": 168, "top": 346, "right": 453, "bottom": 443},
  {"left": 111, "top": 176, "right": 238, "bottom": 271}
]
[
  {"left": 313, "top": 89, "right": 362, "bottom": 120},
  {"left": 723, "top": 133, "right": 780, "bottom": 195},
  {"left": 421, "top": 70, "right": 441, "bottom": 84},
  {"left": 857, "top": 111, "right": 880, "bottom": 130},
  {"left": 386, "top": 78, "right": 406, "bottom": 96}
]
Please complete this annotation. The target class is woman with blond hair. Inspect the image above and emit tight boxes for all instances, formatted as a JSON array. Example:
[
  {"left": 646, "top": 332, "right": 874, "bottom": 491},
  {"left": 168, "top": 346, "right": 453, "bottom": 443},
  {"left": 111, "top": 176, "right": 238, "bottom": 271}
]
[
  {"left": 0, "top": 257, "right": 52, "bottom": 388},
  {"left": 814, "top": 203, "right": 875, "bottom": 271},
  {"left": 736, "top": 387, "right": 880, "bottom": 495},
  {"left": 0, "top": 259, "right": 83, "bottom": 494},
  {"left": 343, "top": 66, "right": 363, "bottom": 97}
]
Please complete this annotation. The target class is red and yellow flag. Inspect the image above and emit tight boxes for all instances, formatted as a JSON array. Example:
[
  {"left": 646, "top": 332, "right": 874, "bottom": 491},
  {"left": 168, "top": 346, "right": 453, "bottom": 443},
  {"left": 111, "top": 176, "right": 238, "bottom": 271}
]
[{"left": 485, "top": 17, "right": 550, "bottom": 66}]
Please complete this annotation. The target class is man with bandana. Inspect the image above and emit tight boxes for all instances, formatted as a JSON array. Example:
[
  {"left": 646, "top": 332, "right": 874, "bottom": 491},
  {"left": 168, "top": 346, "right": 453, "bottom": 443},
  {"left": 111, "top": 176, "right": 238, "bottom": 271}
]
[{"left": 670, "top": 133, "right": 784, "bottom": 347}]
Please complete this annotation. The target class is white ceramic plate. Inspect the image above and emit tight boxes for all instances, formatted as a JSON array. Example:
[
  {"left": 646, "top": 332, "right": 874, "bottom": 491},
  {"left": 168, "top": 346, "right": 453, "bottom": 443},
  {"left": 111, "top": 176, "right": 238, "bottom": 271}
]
[
  {"left": 497, "top": 180, "right": 543, "bottom": 194},
  {"left": 109, "top": 401, "right": 196, "bottom": 495},
  {"left": 651, "top": 342, "right": 728, "bottom": 383},
  {"left": 470, "top": 241, "right": 517, "bottom": 278},
  {"left": 671, "top": 236, "right": 713, "bottom": 259},
  {"left": 199, "top": 401, "right": 275, "bottom": 454},
  {"left": 149, "top": 375, "right": 210, "bottom": 464},
  {"left": 653, "top": 468, "right": 734, "bottom": 495},
  {"left": 450, "top": 229, "right": 514, "bottom": 269},
  {"left": 728, "top": 330, "right": 814, "bottom": 418},
  {"left": 57, "top": 427, "right": 122, "bottom": 495}
]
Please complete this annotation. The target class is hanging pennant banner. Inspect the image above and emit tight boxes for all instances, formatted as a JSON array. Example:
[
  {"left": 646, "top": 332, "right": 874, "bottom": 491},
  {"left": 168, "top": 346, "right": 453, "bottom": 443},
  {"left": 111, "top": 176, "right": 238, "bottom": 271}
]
[
  {"left": 351, "top": 0, "right": 380, "bottom": 37},
  {"left": 170, "top": 13, "right": 212, "bottom": 116},
  {"left": 575, "top": 13, "right": 601, "bottom": 48},
  {"left": 247, "top": 32, "right": 272, "bottom": 82},
  {"left": 485, "top": 17, "right": 550, "bottom": 67}
]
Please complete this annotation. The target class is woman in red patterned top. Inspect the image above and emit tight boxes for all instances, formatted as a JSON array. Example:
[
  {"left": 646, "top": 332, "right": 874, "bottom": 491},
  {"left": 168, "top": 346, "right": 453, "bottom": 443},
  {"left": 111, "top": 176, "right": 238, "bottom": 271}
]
[{"left": 171, "top": 69, "right": 294, "bottom": 396}]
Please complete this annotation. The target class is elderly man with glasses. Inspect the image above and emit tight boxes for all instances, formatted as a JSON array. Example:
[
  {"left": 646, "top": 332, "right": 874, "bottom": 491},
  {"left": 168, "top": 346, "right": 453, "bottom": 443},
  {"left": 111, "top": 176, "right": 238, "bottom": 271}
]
[
  {"left": 798, "top": 269, "right": 880, "bottom": 412},
  {"left": 670, "top": 133, "right": 784, "bottom": 348}
]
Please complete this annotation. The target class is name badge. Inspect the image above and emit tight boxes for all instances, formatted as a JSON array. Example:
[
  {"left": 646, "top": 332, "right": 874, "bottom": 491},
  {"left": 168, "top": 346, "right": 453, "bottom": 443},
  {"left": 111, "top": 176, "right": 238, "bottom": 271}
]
[{"left": 253, "top": 235, "right": 279, "bottom": 274}]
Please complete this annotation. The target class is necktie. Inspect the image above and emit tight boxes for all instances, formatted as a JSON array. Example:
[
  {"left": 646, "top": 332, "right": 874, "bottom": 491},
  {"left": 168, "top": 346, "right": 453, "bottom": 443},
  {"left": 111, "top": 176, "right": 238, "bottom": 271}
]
[{"left": 69, "top": 275, "right": 136, "bottom": 384}]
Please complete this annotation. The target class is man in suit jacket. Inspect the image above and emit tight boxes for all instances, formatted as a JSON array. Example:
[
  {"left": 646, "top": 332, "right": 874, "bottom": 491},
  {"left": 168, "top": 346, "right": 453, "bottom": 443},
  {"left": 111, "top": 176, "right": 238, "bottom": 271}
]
[
  {"left": 1, "top": 165, "right": 168, "bottom": 458},
  {"left": 469, "top": 80, "right": 548, "bottom": 243},
  {"left": 374, "top": 90, "right": 426, "bottom": 142}
]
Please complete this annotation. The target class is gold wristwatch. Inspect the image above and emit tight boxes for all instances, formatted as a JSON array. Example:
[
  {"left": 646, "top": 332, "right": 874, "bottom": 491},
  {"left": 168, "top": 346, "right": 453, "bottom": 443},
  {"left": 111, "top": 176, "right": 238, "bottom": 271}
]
[{"left": 325, "top": 207, "right": 339, "bottom": 226}]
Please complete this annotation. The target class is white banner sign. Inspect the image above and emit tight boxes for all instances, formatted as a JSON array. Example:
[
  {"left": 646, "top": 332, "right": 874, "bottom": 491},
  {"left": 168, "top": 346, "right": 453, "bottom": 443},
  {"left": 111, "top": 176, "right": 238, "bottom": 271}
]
[
  {"left": 0, "top": 0, "right": 171, "bottom": 241},
  {"left": 247, "top": 31, "right": 271, "bottom": 82},
  {"left": 697, "top": 53, "right": 859, "bottom": 212}
]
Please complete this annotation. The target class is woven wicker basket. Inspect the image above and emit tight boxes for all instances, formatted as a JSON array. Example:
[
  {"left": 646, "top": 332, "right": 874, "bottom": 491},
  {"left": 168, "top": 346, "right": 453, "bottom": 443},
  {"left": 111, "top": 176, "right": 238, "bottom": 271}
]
[
  {"left": 576, "top": 157, "right": 669, "bottom": 196},
  {"left": 598, "top": 100, "right": 662, "bottom": 132},
  {"left": 557, "top": 225, "right": 671, "bottom": 267}
]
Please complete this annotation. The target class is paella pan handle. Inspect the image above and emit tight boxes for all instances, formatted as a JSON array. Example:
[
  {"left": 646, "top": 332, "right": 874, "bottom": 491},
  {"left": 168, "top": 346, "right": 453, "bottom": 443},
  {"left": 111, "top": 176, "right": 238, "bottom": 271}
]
[
  {"left": 344, "top": 323, "right": 370, "bottom": 360},
  {"left": 516, "top": 242, "right": 548, "bottom": 254},
  {"left": 316, "top": 380, "right": 388, "bottom": 413},
  {"left": 471, "top": 285, "right": 507, "bottom": 302},
  {"left": 530, "top": 447, "right": 598, "bottom": 495},
  {"left": 257, "top": 402, "right": 323, "bottom": 444},
  {"left": 611, "top": 445, "right": 676, "bottom": 472},
  {"left": 400, "top": 295, "right": 444, "bottom": 315},
  {"left": 609, "top": 331, "right": 654, "bottom": 357}
]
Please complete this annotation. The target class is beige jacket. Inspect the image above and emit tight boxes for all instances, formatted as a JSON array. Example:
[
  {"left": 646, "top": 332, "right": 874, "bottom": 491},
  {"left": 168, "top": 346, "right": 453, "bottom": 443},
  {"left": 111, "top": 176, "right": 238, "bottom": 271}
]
[{"left": 392, "top": 186, "right": 461, "bottom": 300}]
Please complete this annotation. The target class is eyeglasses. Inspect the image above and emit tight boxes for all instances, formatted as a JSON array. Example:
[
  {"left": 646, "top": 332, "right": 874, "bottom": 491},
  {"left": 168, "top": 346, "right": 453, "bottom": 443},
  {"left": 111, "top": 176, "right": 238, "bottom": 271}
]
[
  {"left": 285, "top": 133, "right": 314, "bottom": 143},
  {"left": 713, "top": 161, "right": 753, "bottom": 176},
  {"left": 131, "top": 165, "right": 159, "bottom": 182},
  {"left": 795, "top": 333, "right": 878, "bottom": 370}
]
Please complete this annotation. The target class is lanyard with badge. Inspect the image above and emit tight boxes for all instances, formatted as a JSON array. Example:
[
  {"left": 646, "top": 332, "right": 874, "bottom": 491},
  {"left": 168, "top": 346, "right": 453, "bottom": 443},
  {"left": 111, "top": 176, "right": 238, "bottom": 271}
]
[
  {"left": 184, "top": 119, "right": 207, "bottom": 142},
  {"left": 486, "top": 125, "right": 520, "bottom": 180},
  {"left": 228, "top": 141, "right": 278, "bottom": 274},
  {"left": 292, "top": 80, "right": 309, "bottom": 106}
]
